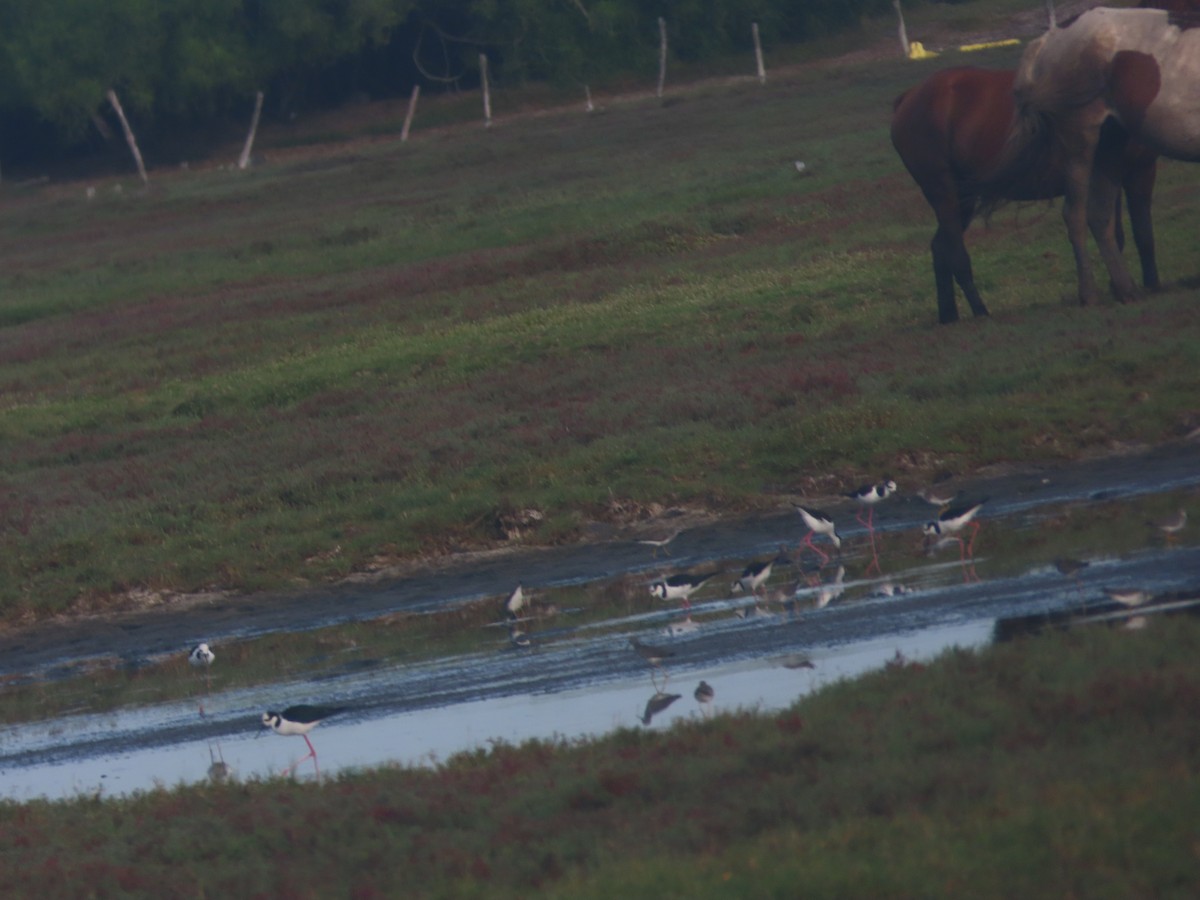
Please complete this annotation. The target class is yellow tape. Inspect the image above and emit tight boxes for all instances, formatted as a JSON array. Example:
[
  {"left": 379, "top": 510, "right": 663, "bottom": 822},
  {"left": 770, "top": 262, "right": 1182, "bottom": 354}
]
[{"left": 958, "top": 38, "right": 1020, "bottom": 52}]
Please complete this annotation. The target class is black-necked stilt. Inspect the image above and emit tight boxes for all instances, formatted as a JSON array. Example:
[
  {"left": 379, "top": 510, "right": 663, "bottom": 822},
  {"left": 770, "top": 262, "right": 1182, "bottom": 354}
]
[
  {"left": 504, "top": 585, "right": 526, "bottom": 619},
  {"left": 846, "top": 478, "right": 897, "bottom": 527},
  {"left": 814, "top": 564, "right": 846, "bottom": 609},
  {"left": 922, "top": 499, "right": 986, "bottom": 558},
  {"left": 262, "top": 704, "right": 346, "bottom": 776},
  {"left": 694, "top": 680, "right": 715, "bottom": 716},
  {"left": 731, "top": 559, "right": 773, "bottom": 597},
  {"left": 188, "top": 643, "right": 215, "bottom": 716},
  {"left": 640, "top": 691, "right": 682, "bottom": 725},
  {"left": 649, "top": 571, "right": 718, "bottom": 610},
  {"left": 794, "top": 505, "right": 840, "bottom": 564},
  {"left": 188, "top": 643, "right": 215, "bottom": 668},
  {"left": 1148, "top": 509, "right": 1186, "bottom": 542},
  {"left": 1103, "top": 586, "right": 1151, "bottom": 607}
]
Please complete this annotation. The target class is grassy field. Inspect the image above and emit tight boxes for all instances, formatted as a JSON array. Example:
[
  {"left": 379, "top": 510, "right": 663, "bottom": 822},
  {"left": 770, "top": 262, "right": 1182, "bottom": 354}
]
[
  {"left": 1, "top": 614, "right": 1196, "bottom": 896},
  {"left": 2, "top": 2, "right": 1197, "bottom": 624}
]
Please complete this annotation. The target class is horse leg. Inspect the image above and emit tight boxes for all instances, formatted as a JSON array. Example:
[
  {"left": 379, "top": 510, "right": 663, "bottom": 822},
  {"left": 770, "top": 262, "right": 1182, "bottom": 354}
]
[
  {"left": 1088, "top": 167, "right": 1140, "bottom": 303},
  {"left": 1059, "top": 124, "right": 1103, "bottom": 306},
  {"left": 931, "top": 227, "right": 959, "bottom": 324},
  {"left": 1124, "top": 157, "right": 1159, "bottom": 290}
]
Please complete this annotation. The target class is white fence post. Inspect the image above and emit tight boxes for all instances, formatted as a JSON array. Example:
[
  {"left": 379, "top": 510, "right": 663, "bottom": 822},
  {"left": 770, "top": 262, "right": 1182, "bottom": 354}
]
[
  {"left": 480, "top": 53, "right": 492, "bottom": 127},
  {"left": 238, "top": 90, "right": 264, "bottom": 170},
  {"left": 401, "top": 84, "right": 420, "bottom": 142},
  {"left": 106, "top": 88, "right": 149, "bottom": 186},
  {"left": 752, "top": 23, "right": 766, "bottom": 85},
  {"left": 893, "top": 0, "right": 909, "bottom": 58}
]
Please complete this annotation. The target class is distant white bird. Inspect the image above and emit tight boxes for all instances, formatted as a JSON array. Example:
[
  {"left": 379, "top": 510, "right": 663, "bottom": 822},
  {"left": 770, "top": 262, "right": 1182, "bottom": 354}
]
[
  {"left": 1103, "top": 587, "right": 1151, "bottom": 608},
  {"left": 504, "top": 585, "right": 526, "bottom": 619},
  {"left": 1148, "top": 509, "right": 1186, "bottom": 542},
  {"left": 794, "top": 160, "right": 808, "bottom": 175},
  {"left": 188, "top": 643, "right": 215, "bottom": 668}
]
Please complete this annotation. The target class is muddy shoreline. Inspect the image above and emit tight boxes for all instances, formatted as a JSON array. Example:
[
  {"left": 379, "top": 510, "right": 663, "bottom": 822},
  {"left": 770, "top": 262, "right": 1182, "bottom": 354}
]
[{"left": 1, "top": 440, "right": 1197, "bottom": 680}]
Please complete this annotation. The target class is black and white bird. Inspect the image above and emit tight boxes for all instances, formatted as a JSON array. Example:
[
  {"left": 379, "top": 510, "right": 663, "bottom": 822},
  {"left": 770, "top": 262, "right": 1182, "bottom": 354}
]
[
  {"left": 1148, "top": 509, "right": 1187, "bottom": 542},
  {"left": 261, "top": 704, "right": 346, "bottom": 776},
  {"left": 731, "top": 559, "right": 773, "bottom": 597},
  {"left": 795, "top": 505, "right": 841, "bottom": 564},
  {"left": 188, "top": 643, "right": 216, "bottom": 716},
  {"left": 922, "top": 499, "right": 986, "bottom": 559},
  {"left": 188, "top": 642, "right": 215, "bottom": 668},
  {"left": 649, "top": 571, "right": 718, "bottom": 609},
  {"left": 504, "top": 585, "right": 526, "bottom": 620},
  {"left": 845, "top": 478, "right": 897, "bottom": 530}
]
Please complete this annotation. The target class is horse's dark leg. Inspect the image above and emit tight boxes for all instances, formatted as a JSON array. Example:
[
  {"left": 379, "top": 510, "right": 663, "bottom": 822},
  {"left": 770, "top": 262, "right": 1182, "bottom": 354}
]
[
  {"left": 928, "top": 191, "right": 987, "bottom": 324},
  {"left": 930, "top": 226, "right": 960, "bottom": 324},
  {"left": 1124, "top": 158, "right": 1160, "bottom": 290},
  {"left": 954, "top": 198, "right": 990, "bottom": 318}
]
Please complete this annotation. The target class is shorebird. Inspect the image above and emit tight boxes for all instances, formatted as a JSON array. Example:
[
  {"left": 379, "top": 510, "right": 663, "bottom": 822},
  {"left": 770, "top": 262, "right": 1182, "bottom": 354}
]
[
  {"left": 188, "top": 643, "right": 215, "bottom": 668},
  {"left": 731, "top": 559, "right": 773, "bottom": 598},
  {"left": 794, "top": 505, "right": 841, "bottom": 565},
  {"left": 630, "top": 637, "right": 675, "bottom": 689},
  {"left": 694, "top": 680, "right": 715, "bottom": 716},
  {"left": 779, "top": 654, "right": 815, "bottom": 670},
  {"left": 814, "top": 564, "right": 846, "bottom": 610},
  {"left": 640, "top": 691, "right": 682, "bottom": 725},
  {"left": 1148, "top": 509, "right": 1186, "bottom": 543},
  {"left": 188, "top": 643, "right": 215, "bottom": 715},
  {"left": 649, "top": 571, "right": 718, "bottom": 610},
  {"left": 917, "top": 485, "right": 961, "bottom": 509},
  {"left": 845, "top": 478, "right": 897, "bottom": 530},
  {"left": 637, "top": 528, "right": 682, "bottom": 558},
  {"left": 922, "top": 499, "right": 986, "bottom": 559},
  {"left": 261, "top": 704, "right": 347, "bottom": 776},
  {"left": 504, "top": 585, "right": 526, "bottom": 620},
  {"left": 509, "top": 626, "right": 531, "bottom": 649},
  {"left": 1103, "top": 587, "right": 1152, "bottom": 608}
]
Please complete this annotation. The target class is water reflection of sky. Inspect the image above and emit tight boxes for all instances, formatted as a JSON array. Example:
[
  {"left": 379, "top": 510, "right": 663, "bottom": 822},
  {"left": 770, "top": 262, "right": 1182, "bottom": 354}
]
[{"left": 0, "top": 620, "right": 992, "bottom": 802}]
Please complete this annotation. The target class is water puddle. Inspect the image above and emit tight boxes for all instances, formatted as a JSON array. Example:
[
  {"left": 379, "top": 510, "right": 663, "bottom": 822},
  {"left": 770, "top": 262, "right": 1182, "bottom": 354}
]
[{"left": 1, "top": 445, "right": 1198, "bottom": 800}]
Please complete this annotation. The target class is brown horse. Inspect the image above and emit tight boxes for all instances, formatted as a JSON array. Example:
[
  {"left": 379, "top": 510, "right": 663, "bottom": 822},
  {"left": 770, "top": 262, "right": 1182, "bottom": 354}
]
[
  {"left": 891, "top": 66, "right": 1160, "bottom": 324},
  {"left": 1009, "top": 6, "right": 1200, "bottom": 305}
]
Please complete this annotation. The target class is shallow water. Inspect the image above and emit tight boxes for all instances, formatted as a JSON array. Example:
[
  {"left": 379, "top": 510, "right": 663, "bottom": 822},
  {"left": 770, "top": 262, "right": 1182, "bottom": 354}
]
[{"left": 1, "top": 443, "right": 1198, "bottom": 800}]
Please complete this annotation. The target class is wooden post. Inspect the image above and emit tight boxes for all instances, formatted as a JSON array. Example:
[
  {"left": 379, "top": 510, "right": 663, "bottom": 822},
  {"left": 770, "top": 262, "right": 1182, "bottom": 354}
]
[
  {"left": 656, "top": 17, "right": 667, "bottom": 98},
  {"left": 479, "top": 53, "right": 492, "bottom": 127},
  {"left": 893, "top": 0, "right": 909, "bottom": 58},
  {"left": 400, "top": 84, "right": 420, "bottom": 142},
  {"left": 1045, "top": 0, "right": 1056, "bottom": 28},
  {"left": 238, "top": 90, "right": 264, "bottom": 170},
  {"left": 752, "top": 23, "right": 766, "bottom": 85},
  {"left": 106, "top": 88, "right": 148, "bottom": 186}
]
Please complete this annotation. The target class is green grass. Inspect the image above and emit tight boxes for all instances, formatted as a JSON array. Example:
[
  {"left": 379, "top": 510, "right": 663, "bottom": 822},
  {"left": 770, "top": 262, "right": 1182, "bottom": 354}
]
[
  {"left": 2, "top": 612, "right": 1197, "bottom": 897},
  {"left": 0, "top": 4, "right": 1197, "bottom": 623}
]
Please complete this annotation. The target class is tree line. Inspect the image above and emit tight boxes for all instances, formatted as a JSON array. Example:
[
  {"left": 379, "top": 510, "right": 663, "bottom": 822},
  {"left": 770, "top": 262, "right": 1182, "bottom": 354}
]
[{"left": 0, "top": 0, "right": 913, "bottom": 168}]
